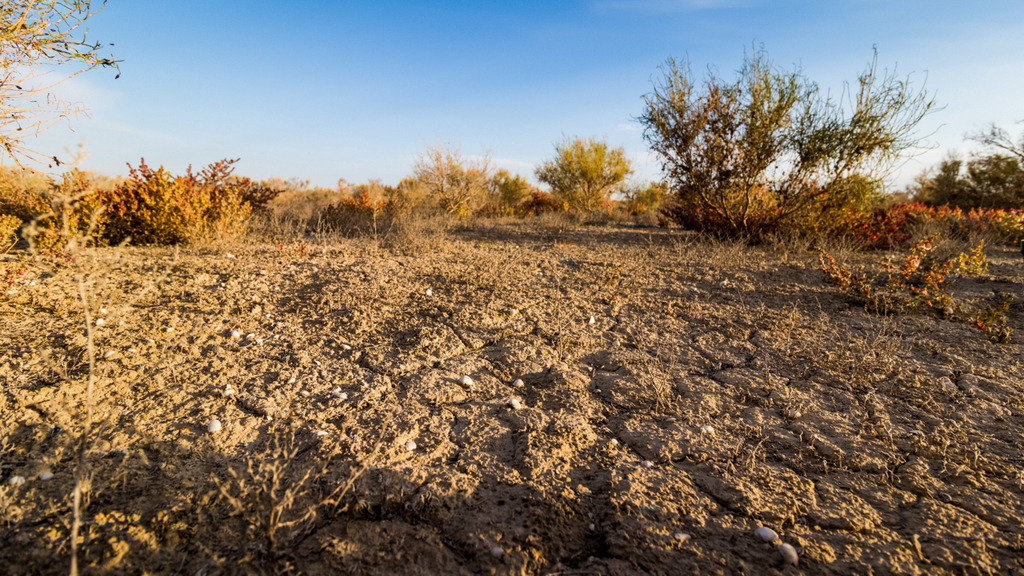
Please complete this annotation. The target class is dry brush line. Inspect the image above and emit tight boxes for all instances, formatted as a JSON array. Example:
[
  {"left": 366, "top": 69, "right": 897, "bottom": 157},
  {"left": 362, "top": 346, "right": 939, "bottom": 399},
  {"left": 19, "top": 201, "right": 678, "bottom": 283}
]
[
  {"left": 205, "top": 415, "right": 393, "bottom": 571},
  {"left": 13, "top": 170, "right": 172, "bottom": 575}
]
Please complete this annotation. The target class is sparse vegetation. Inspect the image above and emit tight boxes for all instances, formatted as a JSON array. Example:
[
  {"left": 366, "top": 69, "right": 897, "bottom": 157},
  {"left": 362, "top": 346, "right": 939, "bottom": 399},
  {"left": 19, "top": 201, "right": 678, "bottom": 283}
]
[
  {"left": 0, "top": 36, "right": 1022, "bottom": 576},
  {"left": 535, "top": 136, "right": 632, "bottom": 213},
  {"left": 820, "top": 236, "right": 1013, "bottom": 341},
  {"left": 413, "top": 145, "right": 490, "bottom": 218},
  {"left": 640, "top": 48, "right": 934, "bottom": 239}
]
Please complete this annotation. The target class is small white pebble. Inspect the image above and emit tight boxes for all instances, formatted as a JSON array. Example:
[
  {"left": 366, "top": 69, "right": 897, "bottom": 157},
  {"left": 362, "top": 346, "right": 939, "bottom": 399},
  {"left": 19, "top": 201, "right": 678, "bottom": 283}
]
[
  {"left": 315, "top": 430, "right": 329, "bottom": 437},
  {"left": 7, "top": 475, "right": 26, "bottom": 486},
  {"left": 38, "top": 471, "right": 54, "bottom": 481},
  {"left": 146, "top": 339, "right": 155, "bottom": 344},
  {"left": 510, "top": 308, "right": 519, "bottom": 316},
  {"left": 512, "top": 378, "right": 524, "bottom": 388},
  {"left": 246, "top": 333, "right": 256, "bottom": 340},
  {"left": 755, "top": 526, "right": 779, "bottom": 543},
  {"left": 341, "top": 344, "right": 352, "bottom": 351},
  {"left": 459, "top": 375, "right": 474, "bottom": 388},
  {"left": 700, "top": 425, "right": 715, "bottom": 434},
  {"left": 300, "top": 390, "right": 310, "bottom": 397},
  {"left": 224, "top": 387, "right": 236, "bottom": 397},
  {"left": 405, "top": 440, "right": 417, "bottom": 451},
  {"left": 490, "top": 546, "right": 503, "bottom": 558},
  {"left": 609, "top": 438, "right": 619, "bottom": 447},
  {"left": 719, "top": 279, "right": 729, "bottom": 287},
  {"left": 641, "top": 460, "right": 654, "bottom": 469},
  {"left": 589, "top": 523, "right": 596, "bottom": 531},
  {"left": 664, "top": 416, "right": 677, "bottom": 423},
  {"left": 127, "top": 347, "right": 137, "bottom": 354},
  {"left": 225, "top": 253, "right": 235, "bottom": 259},
  {"left": 777, "top": 542, "right": 799, "bottom": 565},
  {"left": 331, "top": 388, "right": 347, "bottom": 400},
  {"left": 99, "top": 307, "right": 107, "bottom": 315},
  {"left": 508, "top": 398, "right": 523, "bottom": 410},
  {"left": 95, "top": 318, "right": 105, "bottom": 327},
  {"left": 207, "top": 419, "right": 222, "bottom": 433},
  {"left": 909, "top": 429, "right": 925, "bottom": 437},
  {"left": 612, "top": 340, "right": 622, "bottom": 348},
  {"left": 674, "top": 532, "right": 691, "bottom": 542},
  {"left": 425, "top": 288, "right": 433, "bottom": 297},
  {"left": 165, "top": 327, "right": 174, "bottom": 333},
  {"left": 230, "top": 330, "right": 242, "bottom": 339},
  {"left": 288, "top": 377, "right": 297, "bottom": 384},
  {"left": 103, "top": 350, "right": 116, "bottom": 359},
  {"left": 588, "top": 316, "right": 596, "bottom": 325}
]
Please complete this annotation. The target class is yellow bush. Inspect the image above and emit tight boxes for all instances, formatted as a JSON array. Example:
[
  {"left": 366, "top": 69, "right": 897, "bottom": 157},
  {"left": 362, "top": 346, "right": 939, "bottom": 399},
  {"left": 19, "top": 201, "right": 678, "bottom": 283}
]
[{"left": 0, "top": 214, "right": 20, "bottom": 249}]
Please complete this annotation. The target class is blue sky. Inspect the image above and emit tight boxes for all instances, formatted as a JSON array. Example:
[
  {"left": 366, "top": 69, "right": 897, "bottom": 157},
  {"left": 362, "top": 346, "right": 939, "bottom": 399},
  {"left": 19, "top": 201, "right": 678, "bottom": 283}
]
[{"left": 28, "top": 0, "right": 1024, "bottom": 191}]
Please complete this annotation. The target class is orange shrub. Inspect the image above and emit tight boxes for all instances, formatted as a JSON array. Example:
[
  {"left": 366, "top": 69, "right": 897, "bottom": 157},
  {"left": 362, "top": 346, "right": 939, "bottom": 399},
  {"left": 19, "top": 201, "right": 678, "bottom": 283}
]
[{"left": 98, "top": 159, "right": 254, "bottom": 245}]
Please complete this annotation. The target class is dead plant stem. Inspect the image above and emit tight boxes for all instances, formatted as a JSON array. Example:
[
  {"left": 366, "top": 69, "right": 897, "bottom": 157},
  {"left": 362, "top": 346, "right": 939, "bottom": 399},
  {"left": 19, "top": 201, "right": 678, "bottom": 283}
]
[{"left": 69, "top": 277, "right": 96, "bottom": 576}]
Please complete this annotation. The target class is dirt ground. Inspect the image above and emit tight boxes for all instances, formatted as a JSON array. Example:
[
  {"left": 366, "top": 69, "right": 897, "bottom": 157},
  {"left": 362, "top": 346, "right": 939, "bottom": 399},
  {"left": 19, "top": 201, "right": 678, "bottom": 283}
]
[{"left": 1, "top": 221, "right": 1023, "bottom": 575}]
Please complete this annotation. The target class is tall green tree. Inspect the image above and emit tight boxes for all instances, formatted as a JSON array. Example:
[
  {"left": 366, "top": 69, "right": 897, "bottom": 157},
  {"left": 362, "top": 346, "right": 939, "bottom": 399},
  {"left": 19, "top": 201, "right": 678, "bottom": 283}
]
[
  {"left": 639, "top": 48, "right": 933, "bottom": 237},
  {"left": 535, "top": 137, "right": 632, "bottom": 213},
  {"left": 1, "top": 1, "right": 119, "bottom": 167}
]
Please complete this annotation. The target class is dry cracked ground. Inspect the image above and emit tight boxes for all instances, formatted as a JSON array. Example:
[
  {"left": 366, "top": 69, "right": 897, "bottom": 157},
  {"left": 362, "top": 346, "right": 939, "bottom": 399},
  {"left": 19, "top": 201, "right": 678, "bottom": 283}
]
[{"left": 1, "top": 220, "right": 1023, "bottom": 575}]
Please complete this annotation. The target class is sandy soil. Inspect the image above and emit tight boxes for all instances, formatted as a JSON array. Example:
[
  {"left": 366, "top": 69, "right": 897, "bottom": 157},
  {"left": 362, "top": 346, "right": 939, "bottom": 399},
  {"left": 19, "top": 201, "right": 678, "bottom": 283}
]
[{"left": 1, "top": 221, "right": 1023, "bottom": 575}]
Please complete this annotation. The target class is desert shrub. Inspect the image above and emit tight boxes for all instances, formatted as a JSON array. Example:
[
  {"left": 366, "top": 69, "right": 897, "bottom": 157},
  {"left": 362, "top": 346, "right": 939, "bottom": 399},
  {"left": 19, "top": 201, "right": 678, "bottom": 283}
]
[
  {"left": 0, "top": 167, "right": 52, "bottom": 222},
  {"left": 33, "top": 169, "right": 109, "bottom": 249},
  {"left": 989, "top": 209, "right": 1024, "bottom": 244},
  {"left": 521, "top": 191, "right": 566, "bottom": 216},
  {"left": 320, "top": 180, "right": 395, "bottom": 237},
  {"left": 820, "top": 236, "right": 1011, "bottom": 341},
  {"left": 622, "top": 181, "right": 669, "bottom": 215},
  {"left": 835, "top": 203, "right": 1024, "bottom": 249},
  {"left": 535, "top": 137, "right": 632, "bottom": 213},
  {"left": 413, "top": 146, "right": 490, "bottom": 218},
  {"left": 0, "top": 213, "right": 20, "bottom": 249},
  {"left": 0, "top": 168, "right": 112, "bottom": 250},
  {"left": 482, "top": 169, "right": 536, "bottom": 216},
  {"left": 98, "top": 158, "right": 253, "bottom": 245},
  {"left": 258, "top": 178, "right": 343, "bottom": 234},
  {"left": 640, "top": 47, "right": 933, "bottom": 240}
]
